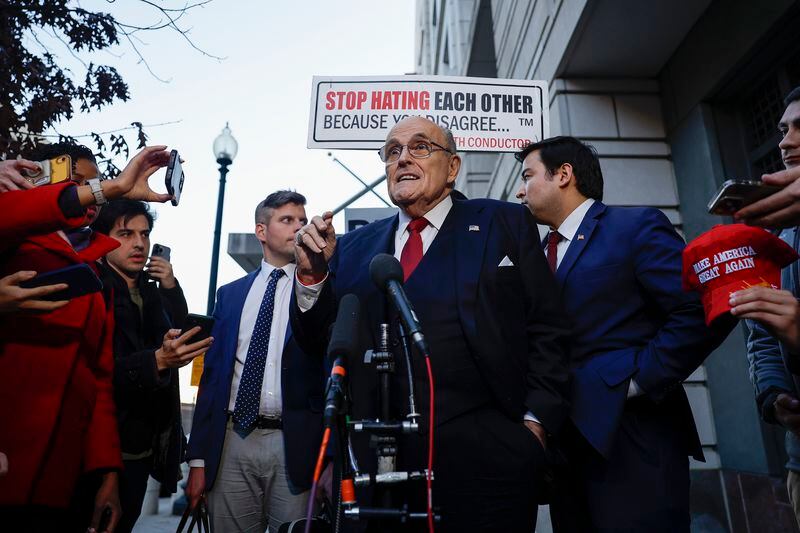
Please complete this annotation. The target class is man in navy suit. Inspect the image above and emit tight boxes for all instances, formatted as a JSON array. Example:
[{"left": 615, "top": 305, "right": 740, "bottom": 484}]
[
  {"left": 515, "top": 136, "right": 731, "bottom": 532},
  {"left": 186, "top": 191, "right": 326, "bottom": 532},
  {"left": 292, "top": 116, "right": 570, "bottom": 532}
]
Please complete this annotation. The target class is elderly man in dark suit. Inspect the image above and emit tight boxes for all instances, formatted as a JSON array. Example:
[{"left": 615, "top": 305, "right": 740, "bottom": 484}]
[{"left": 292, "top": 116, "right": 570, "bottom": 532}]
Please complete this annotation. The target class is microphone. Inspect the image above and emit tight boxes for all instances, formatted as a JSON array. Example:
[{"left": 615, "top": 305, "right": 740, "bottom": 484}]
[
  {"left": 324, "top": 293, "right": 360, "bottom": 425},
  {"left": 369, "top": 254, "right": 430, "bottom": 356}
]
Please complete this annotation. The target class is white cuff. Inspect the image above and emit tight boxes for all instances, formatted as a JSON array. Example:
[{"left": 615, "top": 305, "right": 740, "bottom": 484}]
[
  {"left": 188, "top": 459, "right": 205, "bottom": 468},
  {"left": 523, "top": 411, "right": 541, "bottom": 424},
  {"left": 295, "top": 272, "right": 328, "bottom": 312},
  {"left": 627, "top": 379, "right": 643, "bottom": 398}
]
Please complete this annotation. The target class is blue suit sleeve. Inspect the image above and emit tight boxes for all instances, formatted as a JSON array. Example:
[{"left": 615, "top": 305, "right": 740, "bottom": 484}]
[
  {"left": 628, "top": 209, "right": 733, "bottom": 402},
  {"left": 186, "top": 287, "right": 226, "bottom": 461}
]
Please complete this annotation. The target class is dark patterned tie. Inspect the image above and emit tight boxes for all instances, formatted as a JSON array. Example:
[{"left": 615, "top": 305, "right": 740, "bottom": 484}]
[
  {"left": 546, "top": 231, "right": 562, "bottom": 273},
  {"left": 232, "top": 268, "right": 285, "bottom": 437}
]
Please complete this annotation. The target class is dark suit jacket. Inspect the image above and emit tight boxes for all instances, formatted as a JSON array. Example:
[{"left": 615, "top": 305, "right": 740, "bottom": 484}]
[
  {"left": 100, "top": 263, "right": 188, "bottom": 493},
  {"left": 559, "top": 201, "right": 729, "bottom": 459},
  {"left": 187, "top": 268, "right": 326, "bottom": 493},
  {"left": 291, "top": 196, "right": 571, "bottom": 435}
]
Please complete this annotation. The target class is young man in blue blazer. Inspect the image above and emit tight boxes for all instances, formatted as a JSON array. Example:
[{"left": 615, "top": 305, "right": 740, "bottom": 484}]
[{"left": 515, "top": 136, "right": 732, "bottom": 532}]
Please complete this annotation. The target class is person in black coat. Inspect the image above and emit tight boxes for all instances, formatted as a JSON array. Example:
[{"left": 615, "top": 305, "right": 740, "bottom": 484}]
[{"left": 91, "top": 199, "right": 209, "bottom": 532}]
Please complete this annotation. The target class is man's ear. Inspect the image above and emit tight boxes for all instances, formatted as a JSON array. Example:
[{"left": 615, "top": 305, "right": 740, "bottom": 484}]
[
  {"left": 447, "top": 154, "right": 462, "bottom": 185},
  {"left": 557, "top": 163, "right": 574, "bottom": 188},
  {"left": 255, "top": 223, "right": 267, "bottom": 243}
]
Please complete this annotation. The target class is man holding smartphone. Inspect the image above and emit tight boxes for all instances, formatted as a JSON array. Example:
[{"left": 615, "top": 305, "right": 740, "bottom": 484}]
[
  {"left": 90, "top": 199, "right": 211, "bottom": 532},
  {"left": 730, "top": 86, "right": 800, "bottom": 526}
]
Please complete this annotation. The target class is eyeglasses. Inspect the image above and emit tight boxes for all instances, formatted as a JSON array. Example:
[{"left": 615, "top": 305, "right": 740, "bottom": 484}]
[{"left": 378, "top": 140, "right": 452, "bottom": 164}]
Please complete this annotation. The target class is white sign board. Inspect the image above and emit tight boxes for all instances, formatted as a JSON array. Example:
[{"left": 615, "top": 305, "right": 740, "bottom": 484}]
[{"left": 307, "top": 75, "right": 549, "bottom": 152}]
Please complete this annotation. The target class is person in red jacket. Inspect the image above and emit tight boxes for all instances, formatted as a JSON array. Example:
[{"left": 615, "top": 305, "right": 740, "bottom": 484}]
[{"left": 0, "top": 143, "right": 173, "bottom": 532}]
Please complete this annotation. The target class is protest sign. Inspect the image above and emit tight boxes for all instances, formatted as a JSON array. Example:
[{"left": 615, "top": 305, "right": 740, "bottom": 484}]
[{"left": 307, "top": 75, "right": 548, "bottom": 152}]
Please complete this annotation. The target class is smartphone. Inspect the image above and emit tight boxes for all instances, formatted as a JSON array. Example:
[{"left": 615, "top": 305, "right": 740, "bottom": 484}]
[
  {"left": 164, "top": 150, "right": 184, "bottom": 206},
  {"left": 185, "top": 313, "right": 215, "bottom": 342},
  {"left": 707, "top": 179, "right": 782, "bottom": 215},
  {"left": 19, "top": 263, "right": 102, "bottom": 301},
  {"left": 24, "top": 155, "right": 72, "bottom": 187},
  {"left": 151, "top": 243, "right": 171, "bottom": 262}
]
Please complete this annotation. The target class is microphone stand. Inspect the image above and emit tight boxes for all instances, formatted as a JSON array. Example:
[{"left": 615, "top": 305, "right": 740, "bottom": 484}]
[{"left": 343, "top": 322, "right": 439, "bottom": 526}]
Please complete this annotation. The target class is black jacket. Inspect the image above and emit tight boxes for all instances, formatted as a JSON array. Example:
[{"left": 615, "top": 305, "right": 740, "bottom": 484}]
[{"left": 101, "top": 262, "right": 188, "bottom": 493}]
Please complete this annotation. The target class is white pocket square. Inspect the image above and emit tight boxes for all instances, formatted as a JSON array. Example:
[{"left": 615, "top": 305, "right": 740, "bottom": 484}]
[{"left": 498, "top": 256, "right": 515, "bottom": 267}]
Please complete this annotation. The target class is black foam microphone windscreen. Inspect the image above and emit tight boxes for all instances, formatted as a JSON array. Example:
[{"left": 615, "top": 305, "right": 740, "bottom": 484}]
[{"left": 327, "top": 293, "right": 360, "bottom": 361}]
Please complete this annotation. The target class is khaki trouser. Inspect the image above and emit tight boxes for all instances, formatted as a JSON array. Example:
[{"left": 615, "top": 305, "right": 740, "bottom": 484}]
[
  {"left": 787, "top": 470, "right": 800, "bottom": 530},
  {"left": 207, "top": 422, "right": 309, "bottom": 532}
]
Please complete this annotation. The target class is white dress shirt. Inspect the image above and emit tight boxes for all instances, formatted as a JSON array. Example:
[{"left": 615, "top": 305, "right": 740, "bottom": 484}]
[
  {"left": 551, "top": 199, "right": 642, "bottom": 399},
  {"left": 550, "top": 198, "right": 595, "bottom": 268},
  {"left": 189, "top": 261, "right": 294, "bottom": 469},
  {"left": 228, "top": 260, "right": 294, "bottom": 415}
]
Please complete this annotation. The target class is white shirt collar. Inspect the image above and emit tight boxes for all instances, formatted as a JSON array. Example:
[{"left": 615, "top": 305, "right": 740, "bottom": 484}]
[
  {"left": 397, "top": 194, "right": 453, "bottom": 235},
  {"left": 259, "top": 259, "right": 295, "bottom": 281},
  {"left": 555, "top": 198, "right": 595, "bottom": 242}
]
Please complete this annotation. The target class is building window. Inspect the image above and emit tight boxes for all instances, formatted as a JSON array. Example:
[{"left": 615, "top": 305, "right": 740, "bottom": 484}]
[{"left": 741, "top": 50, "right": 800, "bottom": 176}]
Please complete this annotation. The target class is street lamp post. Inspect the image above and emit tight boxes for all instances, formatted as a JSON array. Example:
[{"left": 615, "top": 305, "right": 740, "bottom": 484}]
[{"left": 208, "top": 123, "right": 238, "bottom": 315}]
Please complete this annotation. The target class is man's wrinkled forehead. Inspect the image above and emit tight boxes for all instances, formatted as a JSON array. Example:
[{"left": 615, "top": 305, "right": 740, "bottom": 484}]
[{"left": 385, "top": 117, "right": 443, "bottom": 145}]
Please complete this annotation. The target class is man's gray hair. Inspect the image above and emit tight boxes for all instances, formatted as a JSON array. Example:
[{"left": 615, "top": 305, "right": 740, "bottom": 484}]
[
  {"left": 441, "top": 126, "right": 457, "bottom": 154},
  {"left": 255, "top": 190, "right": 307, "bottom": 224}
]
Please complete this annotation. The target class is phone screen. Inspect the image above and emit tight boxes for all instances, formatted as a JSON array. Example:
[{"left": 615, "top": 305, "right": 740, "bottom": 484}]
[
  {"left": 185, "top": 313, "right": 214, "bottom": 342},
  {"left": 707, "top": 179, "right": 781, "bottom": 215}
]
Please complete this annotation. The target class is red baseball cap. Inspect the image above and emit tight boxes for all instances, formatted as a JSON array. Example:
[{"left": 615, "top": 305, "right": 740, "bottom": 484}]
[{"left": 683, "top": 224, "right": 799, "bottom": 325}]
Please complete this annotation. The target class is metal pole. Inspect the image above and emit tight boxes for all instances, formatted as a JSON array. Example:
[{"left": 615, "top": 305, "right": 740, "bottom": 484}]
[
  {"left": 332, "top": 174, "right": 388, "bottom": 215},
  {"left": 207, "top": 157, "right": 231, "bottom": 315},
  {"left": 329, "top": 153, "right": 391, "bottom": 207}
]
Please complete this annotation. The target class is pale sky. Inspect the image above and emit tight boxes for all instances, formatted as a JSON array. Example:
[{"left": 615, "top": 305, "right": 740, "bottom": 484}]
[{"left": 37, "top": 1, "right": 415, "bottom": 400}]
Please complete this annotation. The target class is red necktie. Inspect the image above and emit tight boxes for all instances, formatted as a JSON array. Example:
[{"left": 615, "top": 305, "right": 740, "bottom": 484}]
[
  {"left": 546, "top": 231, "right": 562, "bottom": 273},
  {"left": 400, "top": 217, "right": 429, "bottom": 281}
]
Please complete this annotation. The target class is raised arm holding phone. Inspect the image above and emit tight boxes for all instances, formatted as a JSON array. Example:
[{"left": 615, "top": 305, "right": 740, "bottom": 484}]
[{"left": 0, "top": 143, "right": 177, "bottom": 532}]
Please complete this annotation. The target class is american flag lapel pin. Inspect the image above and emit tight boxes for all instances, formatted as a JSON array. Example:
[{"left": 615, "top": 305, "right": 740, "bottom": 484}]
[
  {"left": 577, "top": 234, "right": 585, "bottom": 240},
  {"left": 469, "top": 225, "right": 480, "bottom": 232}
]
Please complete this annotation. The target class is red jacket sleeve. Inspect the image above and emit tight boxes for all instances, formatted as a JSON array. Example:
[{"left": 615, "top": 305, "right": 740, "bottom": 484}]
[
  {"left": 83, "top": 298, "right": 123, "bottom": 472},
  {"left": 0, "top": 182, "right": 87, "bottom": 252}
]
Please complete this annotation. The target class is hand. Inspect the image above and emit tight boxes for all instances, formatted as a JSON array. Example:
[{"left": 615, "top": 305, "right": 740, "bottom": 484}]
[
  {"left": 0, "top": 452, "right": 8, "bottom": 477},
  {"left": 155, "top": 327, "right": 213, "bottom": 371},
  {"left": 0, "top": 271, "right": 69, "bottom": 313},
  {"left": 774, "top": 393, "right": 800, "bottom": 435},
  {"left": 0, "top": 159, "right": 38, "bottom": 192},
  {"left": 316, "top": 462, "right": 334, "bottom": 505},
  {"left": 524, "top": 420, "right": 547, "bottom": 450},
  {"left": 146, "top": 256, "right": 176, "bottom": 289},
  {"left": 294, "top": 211, "right": 337, "bottom": 285},
  {"left": 730, "top": 287, "right": 800, "bottom": 353},
  {"left": 186, "top": 466, "right": 206, "bottom": 510},
  {"left": 89, "top": 471, "right": 120, "bottom": 533},
  {"left": 102, "top": 146, "right": 173, "bottom": 203},
  {"left": 735, "top": 166, "right": 800, "bottom": 228}
]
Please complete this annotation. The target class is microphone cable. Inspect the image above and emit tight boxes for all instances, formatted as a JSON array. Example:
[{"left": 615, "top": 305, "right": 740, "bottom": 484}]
[
  {"left": 304, "top": 426, "right": 331, "bottom": 533},
  {"left": 424, "top": 354, "right": 435, "bottom": 533}
]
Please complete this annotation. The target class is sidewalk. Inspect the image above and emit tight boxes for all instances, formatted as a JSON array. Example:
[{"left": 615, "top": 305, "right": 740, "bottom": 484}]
[
  {"left": 131, "top": 499, "right": 553, "bottom": 532},
  {"left": 132, "top": 497, "right": 181, "bottom": 533}
]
